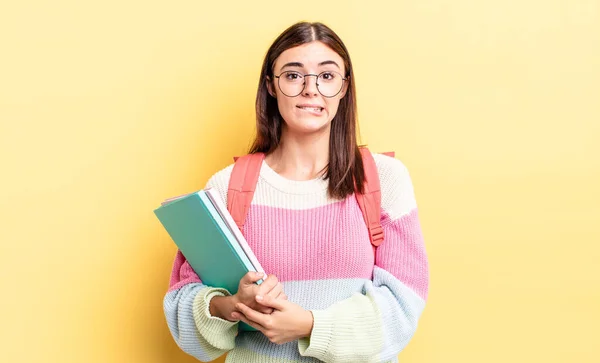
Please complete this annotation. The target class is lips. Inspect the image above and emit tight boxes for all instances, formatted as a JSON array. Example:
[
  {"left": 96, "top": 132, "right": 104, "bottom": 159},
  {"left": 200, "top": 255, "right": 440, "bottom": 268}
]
[{"left": 296, "top": 104, "right": 324, "bottom": 113}]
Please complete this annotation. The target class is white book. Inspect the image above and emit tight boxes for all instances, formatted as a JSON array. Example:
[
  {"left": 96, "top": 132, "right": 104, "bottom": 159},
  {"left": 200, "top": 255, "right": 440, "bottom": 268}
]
[{"left": 204, "top": 188, "right": 266, "bottom": 275}]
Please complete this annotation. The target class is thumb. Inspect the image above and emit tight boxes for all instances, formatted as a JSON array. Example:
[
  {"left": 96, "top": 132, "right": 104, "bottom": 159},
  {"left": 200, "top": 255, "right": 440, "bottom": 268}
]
[
  {"left": 256, "top": 294, "right": 286, "bottom": 310},
  {"left": 244, "top": 271, "right": 265, "bottom": 285}
]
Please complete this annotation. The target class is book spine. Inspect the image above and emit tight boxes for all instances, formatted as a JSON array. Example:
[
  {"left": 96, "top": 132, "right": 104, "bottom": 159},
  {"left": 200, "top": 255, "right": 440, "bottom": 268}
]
[{"left": 205, "top": 188, "right": 266, "bottom": 274}]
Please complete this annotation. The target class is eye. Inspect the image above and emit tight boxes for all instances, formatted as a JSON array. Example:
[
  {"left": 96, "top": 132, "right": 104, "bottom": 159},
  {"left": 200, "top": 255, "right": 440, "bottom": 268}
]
[
  {"left": 320, "top": 72, "right": 336, "bottom": 81},
  {"left": 284, "top": 71, "right": 302, "bottom": 81}
]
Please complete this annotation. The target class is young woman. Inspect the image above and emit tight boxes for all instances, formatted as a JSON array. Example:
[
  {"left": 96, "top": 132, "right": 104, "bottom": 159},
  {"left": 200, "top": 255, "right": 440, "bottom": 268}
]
[{"left": 164, "top": 21, "right": 429, "bottom": 363}]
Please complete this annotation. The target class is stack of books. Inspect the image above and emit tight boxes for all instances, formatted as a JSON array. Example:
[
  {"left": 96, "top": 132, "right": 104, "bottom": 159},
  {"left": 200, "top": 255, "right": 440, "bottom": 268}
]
[{"left": 154, "top": 188, "right": 265, "bottom": 331}]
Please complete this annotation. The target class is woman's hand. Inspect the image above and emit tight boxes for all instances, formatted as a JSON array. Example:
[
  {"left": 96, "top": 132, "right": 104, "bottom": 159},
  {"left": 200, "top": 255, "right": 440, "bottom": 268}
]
[
  {"left": 235, "top": 272, "right": 287, "bottom": 314},
  {"left": 210, "top": 272, "right": 287, "bottom": 321},
  {"left": 231, "top": 295, "right": 314, "bottom": 345}
]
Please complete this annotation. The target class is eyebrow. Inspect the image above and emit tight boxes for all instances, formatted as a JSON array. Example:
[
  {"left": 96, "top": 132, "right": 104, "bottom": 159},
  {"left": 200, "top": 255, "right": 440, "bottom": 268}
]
[{"left": 280, "top": 60, "right": 341, "bottom": 71}]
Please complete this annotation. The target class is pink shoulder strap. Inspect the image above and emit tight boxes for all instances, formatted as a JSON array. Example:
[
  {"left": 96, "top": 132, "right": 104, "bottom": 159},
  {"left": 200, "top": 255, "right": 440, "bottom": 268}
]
[
  {"left": 355, "top": 148, "right": 395, "bottom": 248},
  {"left": 227, "top": 153, "right": 265, "bottom": 232},
  {"left": 228, "top": 149, "right": 395, "bottom": 249}
]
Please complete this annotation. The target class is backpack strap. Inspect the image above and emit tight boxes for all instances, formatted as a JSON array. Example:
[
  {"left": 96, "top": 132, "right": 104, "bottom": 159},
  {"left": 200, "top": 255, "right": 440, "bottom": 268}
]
[
  {"left": 227, "top": 153, "right": 265, "bottom": 232},
  {"left": 228, "top": 149, "right": 394, "bottom": 250},
  {"left": 356, "top": 147, "right": 385, "bottom": 248}
]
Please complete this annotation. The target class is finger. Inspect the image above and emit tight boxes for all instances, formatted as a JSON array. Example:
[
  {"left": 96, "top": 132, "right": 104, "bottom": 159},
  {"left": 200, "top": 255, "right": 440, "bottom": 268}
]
[
  {"left": 277, "top": 292, "right": 288, "bottom": 300},
  {"left": 258, "top": 306, "right": 274, "bottom": 314},
  {"left": 242, "top": 271, "right": 265, "bottom": 285},
  {"left": 255, "top": 294, "right": 286, "bottom": 310},
  {"left": 227, "top": 311, "right": 241, "bottom": 322},
  {"left": 236, "top": 302, "right": 269, "bottom": 327},
  {"left": 231, "top": 312, "right": 265, "bottom": 332},
  {"left": 257, "top": 274, "right": 278, "bottom": 294},
  {"left": 265, "top": 282, "right": 283, "bottom": 300}
]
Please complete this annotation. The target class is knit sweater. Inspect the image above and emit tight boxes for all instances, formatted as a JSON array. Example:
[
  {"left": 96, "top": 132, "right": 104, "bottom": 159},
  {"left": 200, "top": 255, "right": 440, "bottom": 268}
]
[{"left": 163, "top": 152, "right": 429, "bottom": 363}]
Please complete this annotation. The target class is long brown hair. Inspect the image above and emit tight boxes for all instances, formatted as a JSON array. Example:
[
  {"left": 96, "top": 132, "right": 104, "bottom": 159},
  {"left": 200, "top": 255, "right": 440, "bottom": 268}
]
[{"left": 249, "top": 21, "right": 365, "bottom": 199}]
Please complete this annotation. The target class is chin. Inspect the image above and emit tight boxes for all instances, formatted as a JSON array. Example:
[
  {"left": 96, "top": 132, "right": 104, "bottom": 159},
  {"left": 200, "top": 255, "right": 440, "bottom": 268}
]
[{"left": 291, "top": 119, "right": 331, "bottom": 134}]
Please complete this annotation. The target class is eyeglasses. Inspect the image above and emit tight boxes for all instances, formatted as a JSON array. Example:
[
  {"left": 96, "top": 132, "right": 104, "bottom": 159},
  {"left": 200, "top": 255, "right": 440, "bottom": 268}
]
[{"left": 274, "top": 70, "right": 348, "bottom": 98}]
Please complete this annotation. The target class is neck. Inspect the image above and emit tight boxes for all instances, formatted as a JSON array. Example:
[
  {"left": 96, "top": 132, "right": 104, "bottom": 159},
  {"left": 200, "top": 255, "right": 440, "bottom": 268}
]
[{"left": 266, "top": 127, "right": 330, "bottom": 181}]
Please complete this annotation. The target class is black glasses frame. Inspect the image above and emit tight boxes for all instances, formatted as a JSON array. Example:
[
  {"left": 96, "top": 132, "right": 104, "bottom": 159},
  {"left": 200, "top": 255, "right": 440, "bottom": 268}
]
[{"left": 273, "top": 71, "right": 348, "bottom": 98}]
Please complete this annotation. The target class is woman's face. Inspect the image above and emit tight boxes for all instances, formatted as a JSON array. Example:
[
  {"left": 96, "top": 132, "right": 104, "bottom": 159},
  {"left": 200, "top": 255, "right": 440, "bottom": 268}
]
[{"left": 269, "top": 41, "right": 348, "bottom": 136}]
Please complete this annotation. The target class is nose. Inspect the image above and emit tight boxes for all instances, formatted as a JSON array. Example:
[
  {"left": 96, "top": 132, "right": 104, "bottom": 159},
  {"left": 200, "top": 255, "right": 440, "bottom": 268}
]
[{"left": 303, "top": 74, "right": 319, "bottom": 96}]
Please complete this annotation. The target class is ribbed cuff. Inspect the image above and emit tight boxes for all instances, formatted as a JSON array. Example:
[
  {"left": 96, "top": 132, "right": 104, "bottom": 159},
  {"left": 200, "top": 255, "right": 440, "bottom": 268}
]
[
  {"left": 298, "top": 309, "right": 335, "bottom": 360},
  {"left": 192, "top": 288, "right": 238, "bottom": 340}
]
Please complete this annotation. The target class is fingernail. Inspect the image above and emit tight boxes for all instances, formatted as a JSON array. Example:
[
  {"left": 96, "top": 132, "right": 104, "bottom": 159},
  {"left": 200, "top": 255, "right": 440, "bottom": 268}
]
[{"left": 256, "top": 295, "right": 263, "bottom": 301}]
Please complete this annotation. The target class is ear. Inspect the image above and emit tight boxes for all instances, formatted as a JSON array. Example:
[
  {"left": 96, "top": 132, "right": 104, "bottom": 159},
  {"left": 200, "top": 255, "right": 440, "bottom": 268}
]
[
  {"left": 340, "top": 76, "right": 350, "bottom": 99},
  {"left": 266, "top": 76, "right": 276, "bottom": 98}
]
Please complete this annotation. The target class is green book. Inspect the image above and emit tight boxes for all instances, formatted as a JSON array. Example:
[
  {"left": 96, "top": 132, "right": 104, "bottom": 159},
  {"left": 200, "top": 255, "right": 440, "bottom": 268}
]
[{"left": 154, "top": 188, "right": 262, "bottom": 332}]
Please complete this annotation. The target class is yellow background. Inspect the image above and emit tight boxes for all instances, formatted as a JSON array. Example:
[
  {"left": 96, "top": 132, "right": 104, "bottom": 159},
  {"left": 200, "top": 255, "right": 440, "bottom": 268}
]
[{"left": 1, "top": 1, "right": 599, "bottom": 362}]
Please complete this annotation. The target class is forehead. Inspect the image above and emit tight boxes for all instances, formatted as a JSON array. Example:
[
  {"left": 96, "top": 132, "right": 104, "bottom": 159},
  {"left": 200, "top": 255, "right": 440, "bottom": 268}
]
[{"left": 274, "top": 41, "right": 345, "bottom": 72}]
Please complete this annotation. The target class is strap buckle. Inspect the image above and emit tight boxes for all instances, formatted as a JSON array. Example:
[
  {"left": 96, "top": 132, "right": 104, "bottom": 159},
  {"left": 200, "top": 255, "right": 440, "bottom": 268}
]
[{"left": 369, "top": 224, "right": 384, "bottom": 247}]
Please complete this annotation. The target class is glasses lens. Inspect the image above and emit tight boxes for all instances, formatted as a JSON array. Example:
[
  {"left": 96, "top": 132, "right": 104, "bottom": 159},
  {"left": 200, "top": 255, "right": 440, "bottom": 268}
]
[
  {"left": 278, "top": 71, "right": 304, "bottom": 97},
  {"left": 317, "top": 71, "right": 344, "bottom": 97}
]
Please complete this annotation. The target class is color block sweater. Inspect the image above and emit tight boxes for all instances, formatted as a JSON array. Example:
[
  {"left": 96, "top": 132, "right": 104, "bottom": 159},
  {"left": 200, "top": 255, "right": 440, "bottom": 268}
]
[{"left": 163, "top": 152, "right": 429, "bottom": 363}]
